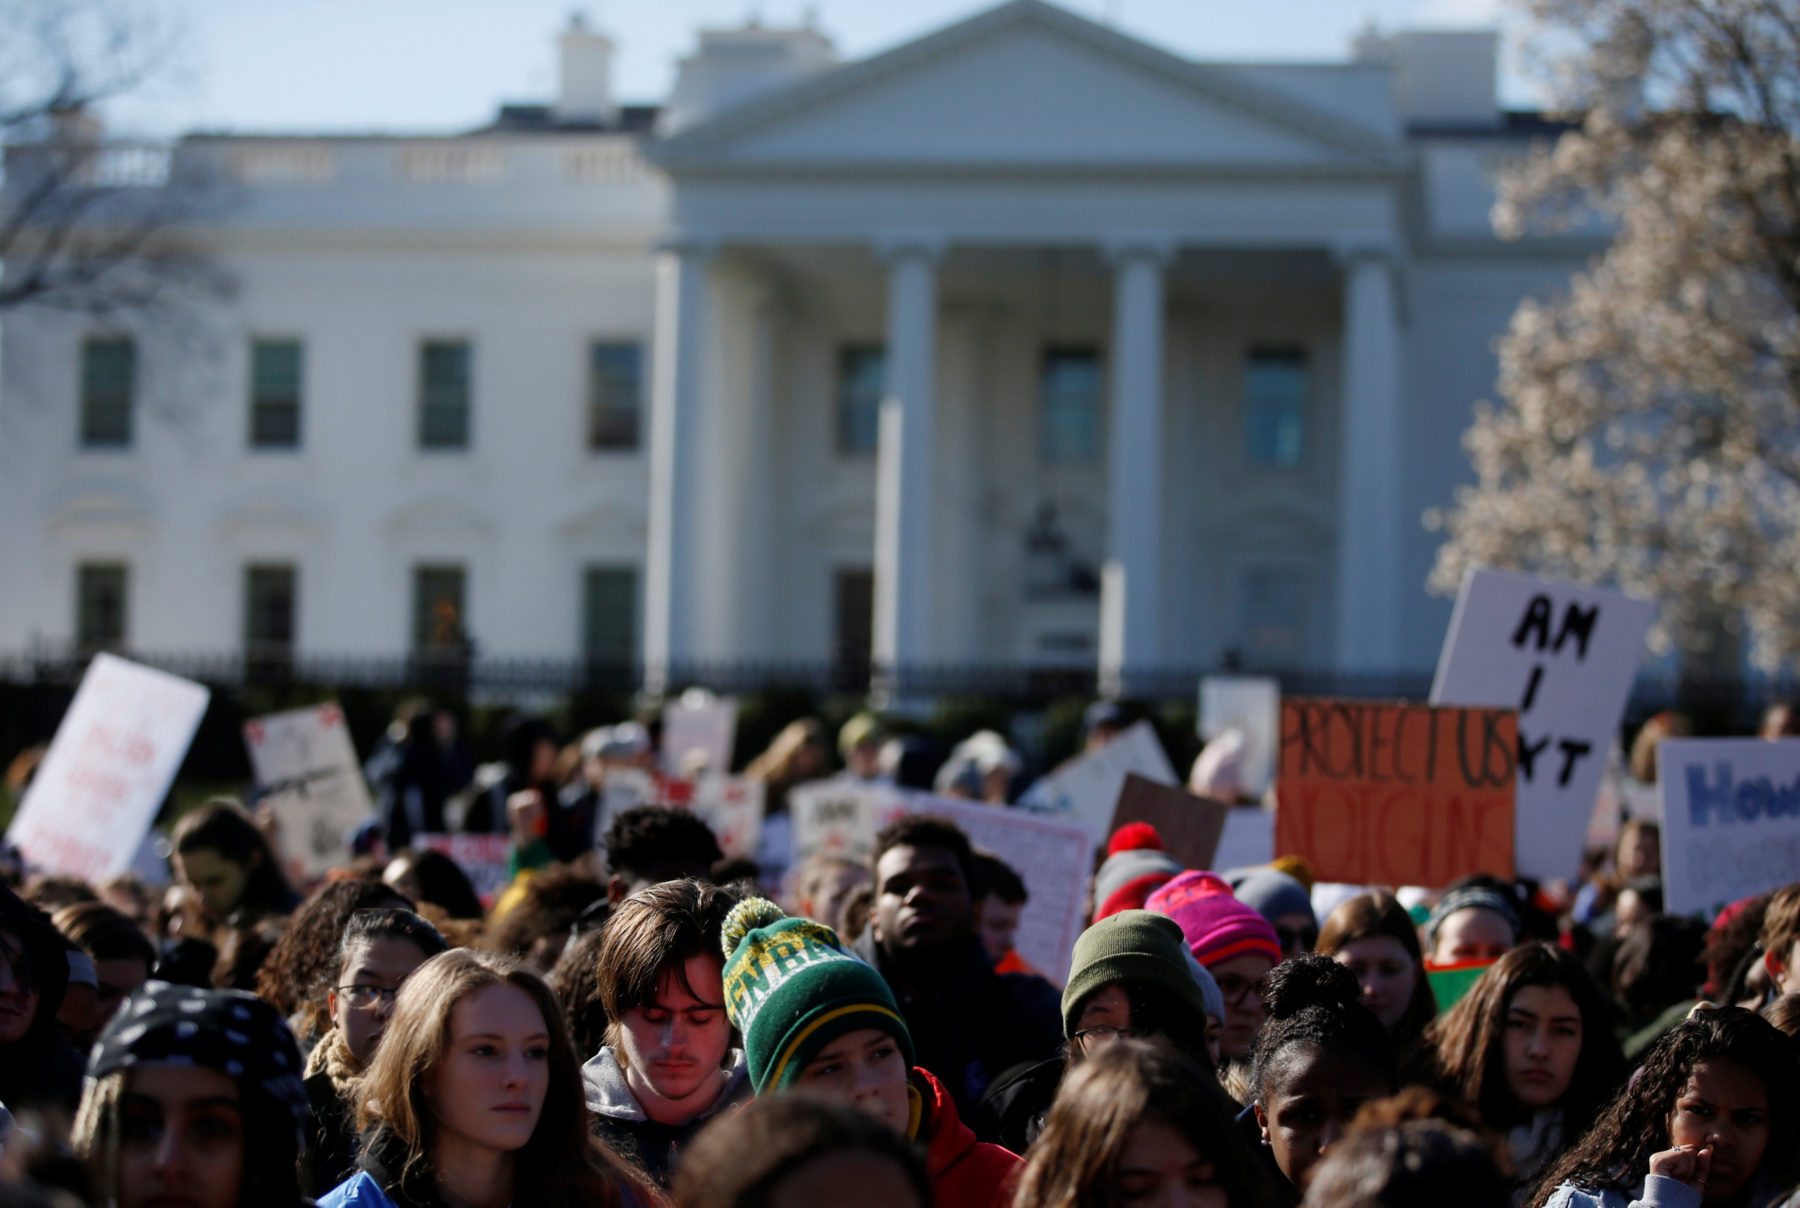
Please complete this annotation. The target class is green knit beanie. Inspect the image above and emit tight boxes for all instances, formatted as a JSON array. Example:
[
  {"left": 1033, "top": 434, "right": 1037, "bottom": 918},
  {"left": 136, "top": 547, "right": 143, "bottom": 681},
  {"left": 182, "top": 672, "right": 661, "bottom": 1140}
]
[
  {"left": 1062, "top": 909, "right": 1210, "bottom": 1040},
  {"left": 720, "top": 898, "right": 915, "bottom": 1092}
]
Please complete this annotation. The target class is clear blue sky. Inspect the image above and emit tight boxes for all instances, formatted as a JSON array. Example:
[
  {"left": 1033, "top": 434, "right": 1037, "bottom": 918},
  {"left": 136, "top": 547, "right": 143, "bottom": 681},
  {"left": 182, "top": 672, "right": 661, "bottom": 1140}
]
[{"left": 107, "top": 0, "right": 1526, "bottom": 138}]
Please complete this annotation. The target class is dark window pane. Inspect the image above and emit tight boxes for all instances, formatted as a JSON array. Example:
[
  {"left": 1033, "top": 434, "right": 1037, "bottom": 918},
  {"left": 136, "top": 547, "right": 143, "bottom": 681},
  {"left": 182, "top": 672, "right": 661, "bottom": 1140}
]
[
  {"left": 836, "top": 346, "right": 884, "bottom": 456},
  {"left": 418, "top": 341, "right": 471, "bottom": 450},
  {"left": 76, "top": 563, "right": 128, "bottom": 651},
  {"left": 587, "top": 342, "right": 641, "bottom": 450},
  {"left": 244, "top": 564, "right": 297, "bottom": 653},
  {"left": 582, "top": 566, "right": 637, "bottom": 661},
  {"left": 412, "top": 565, "right": 467, "bottom": 653},
  {"left": 80, "top": 338, "right": 135, "bottom": 448},
  {"left": 250, "top": 339, "right": 302, "bottom": 449},
  {"left": 1244, "top": 348, "right": 1308, "bottom": 468},
  {"left": 1041, "top": 347, "right": 1103, "bottom": 464},
  {"left": 834, "top": 568, "right": 874, "bottom": 668}
]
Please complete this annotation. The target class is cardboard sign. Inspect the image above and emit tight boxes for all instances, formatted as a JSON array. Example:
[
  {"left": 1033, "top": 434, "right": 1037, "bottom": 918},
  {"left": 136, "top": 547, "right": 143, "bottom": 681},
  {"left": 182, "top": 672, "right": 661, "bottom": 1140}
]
[
  {"left": 1200, "top": 677, "right": 1280, "bottom": 800},
  {"left": 7, "top": 655, "right": 210, "bottom": 881},
  {"left": 1276, "top": 698, "right": 1517, "bottom": 887},
  {"left": 1018, "top": 720, "right": 1178, "bottom": 844},
  {"left": 661, "top": 690, "right": 739, "bottom": 776},
  {"left": 600, "top": 768, "right": 765, "bottom": 860},
  {"left": 244, "top": 702, "right": 373, "bottom": 882},
  {"left": 909, "top": 794, "right": 1092, "bottom": 985},
  {"left": 415, "top": 833, "right": 511, "bottom": 907},
  {"left": 1431, "top": 569, "right": 1653, "bottom": 881},
  {"left": 1109, "top": 774, "right": 1229, "bottom": 871},
  {"left": 1658, "top": 738, "right": 1800, "bottom": 917}
]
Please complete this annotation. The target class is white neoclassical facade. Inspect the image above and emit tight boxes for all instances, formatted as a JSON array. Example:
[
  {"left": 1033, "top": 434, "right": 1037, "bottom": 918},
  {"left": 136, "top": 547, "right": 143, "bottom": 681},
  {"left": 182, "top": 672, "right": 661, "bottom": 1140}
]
[{"left": 0, "top": 1, "right": 1600, "bottom": 692}]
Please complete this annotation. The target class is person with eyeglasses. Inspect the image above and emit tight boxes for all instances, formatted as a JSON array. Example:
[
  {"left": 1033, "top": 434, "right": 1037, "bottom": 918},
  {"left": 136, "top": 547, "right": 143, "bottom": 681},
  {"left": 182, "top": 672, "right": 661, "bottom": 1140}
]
[
  {"left": 303, "top": 907, "right": 448, "bottom": 1194},
  {"left": 1147, "top": 872, "right": 1286, "bottom": 1070},
  {"left": 983, "top": 910, "right": 1225, "bottom": 1155}
]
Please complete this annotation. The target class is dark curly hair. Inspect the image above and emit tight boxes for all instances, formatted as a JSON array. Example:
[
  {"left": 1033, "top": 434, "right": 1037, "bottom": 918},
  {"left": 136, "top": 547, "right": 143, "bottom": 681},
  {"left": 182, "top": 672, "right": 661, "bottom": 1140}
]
[
  {"left": 603, "top": 805, "right": 723, "bottom": 883},
  {"left": 1251, "top": 954, "right": 1396, "bottom": 1106},
  {"left": 1526, "top": 1007, "right": 1800, "bottom": 1208},
  {"left": 548, "top": 926, "right": 611, "bottom": 1061},
  {"left": 254, "top": 877, "right": 413, "bottom": 1040},
  {"left": 484, "top": 864, "right": 608, "bottom": 971},
  {"left": 1426, "top": 942, "right": 1624, "bottom": 1134}
]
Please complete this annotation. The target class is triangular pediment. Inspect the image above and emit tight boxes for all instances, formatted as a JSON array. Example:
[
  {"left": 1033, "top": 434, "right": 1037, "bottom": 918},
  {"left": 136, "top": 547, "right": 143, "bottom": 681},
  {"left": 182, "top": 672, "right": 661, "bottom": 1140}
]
[{"left": 654, "top": 0, "right": 1401, "bottom": 173}]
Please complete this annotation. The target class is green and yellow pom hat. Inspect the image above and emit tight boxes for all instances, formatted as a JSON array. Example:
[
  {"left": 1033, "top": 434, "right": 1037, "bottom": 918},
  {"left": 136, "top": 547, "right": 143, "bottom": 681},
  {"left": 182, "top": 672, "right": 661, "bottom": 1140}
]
[{"left": 720, "top": 897, "right": 915, "bottom": 1093}]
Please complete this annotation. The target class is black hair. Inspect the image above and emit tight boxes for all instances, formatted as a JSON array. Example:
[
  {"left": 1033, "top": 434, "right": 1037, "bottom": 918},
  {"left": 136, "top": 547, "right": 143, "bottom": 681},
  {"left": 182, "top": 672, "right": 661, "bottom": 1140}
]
[
  {"left": 1251, "top": 954, "right": 1397, "bottom": 1105},
  {"left": 603, "top": 805, "right": 724, "bottom": 881},
  {"left": 870, "top": 814, "right": 975, "bottom": 887},
  {"left": 336, "top": 908, "right": 448, "bottom": 980},
  {"left": 171, "top": 799, "right": 296, "bottom": 918},
  {"left": 387, "top": 849, "right": 484, "bottom": 920},
  {"left": 1305, "top": 1119, "right": 1509, "bottom": 1208},
  {"left": 971, "top": 849, "right": 1028, "bottom": 905}
]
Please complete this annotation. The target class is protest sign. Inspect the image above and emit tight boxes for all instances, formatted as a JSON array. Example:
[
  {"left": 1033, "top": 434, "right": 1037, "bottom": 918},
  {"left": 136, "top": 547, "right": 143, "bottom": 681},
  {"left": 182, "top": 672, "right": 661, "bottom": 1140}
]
[
  {"left": 1018, "top": 720, "right": 1178, "bottom": 844},
  {"left": 788, "top": 779, "right": 911, "bottom": 865},
  {"left": 1276, "top": 697, "right": 1517, "bottom": 887},
  {"left": 244, "top": 702, "right": 372, "bottom": 882},
  {"left": 1214, "top": 806, "right": 1275, "bottom": 870},
  {"left": 905, "top": 794, "right": 1092, "bottom": 984},
  {"left": 1199, "top": 677, "right": 1280, "bottom": 800},
  {"left": 1658, "top": 738, "right": 1800, "bottom": 917},
  {"left": 1431, "top": 568, "right": 1653, "bottom": 881},
  {"left": 1108, "top": 774, "right": 1229, "bottom": 871},
  {"left": 601, "top": 768, "right": 765, "bottom": 860},
  {"left": 661, "top": 690, "right": 738, "bottom": 776},
  {"left": 7, "top": 655, "right": 210, "bottom": 881},
  {"left": 415, "top": 833, "right": 511, "bottom": 907}
]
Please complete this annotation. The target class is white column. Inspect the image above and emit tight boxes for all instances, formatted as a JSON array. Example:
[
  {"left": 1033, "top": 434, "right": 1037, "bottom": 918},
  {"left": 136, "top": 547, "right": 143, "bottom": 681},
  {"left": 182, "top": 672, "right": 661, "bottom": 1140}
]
[
  {"left": 1099, "top": 241, "right": 1171, "bottom": 699},
  {"left": 643, "top": 243, "right": 711, "bottom": 696},
  {"left": 872, "top": 240, "right": 940, "bottom": 698},
  {"left": 1333, "top": 247, "right": 1403, "bottom": 671}
]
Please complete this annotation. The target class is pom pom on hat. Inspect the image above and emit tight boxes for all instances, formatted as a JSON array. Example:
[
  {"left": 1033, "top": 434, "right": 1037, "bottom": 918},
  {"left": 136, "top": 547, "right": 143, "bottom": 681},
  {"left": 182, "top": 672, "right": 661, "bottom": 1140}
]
[
  {"left": 722, "top": 897, "right": 789, "bottom": 959},
  {"left": 1107, "top": 822, "right": 1165, "bottom": 857}
]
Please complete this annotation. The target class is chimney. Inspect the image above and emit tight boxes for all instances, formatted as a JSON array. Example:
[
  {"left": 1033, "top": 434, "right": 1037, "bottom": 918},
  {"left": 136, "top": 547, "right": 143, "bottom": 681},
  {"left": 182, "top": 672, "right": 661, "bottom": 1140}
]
[
  {"left": 660, "top": 22, "right": 837, "bottom": 135},
  {"left": 555, "top": 13, "right": 617, "bottom": 126}
]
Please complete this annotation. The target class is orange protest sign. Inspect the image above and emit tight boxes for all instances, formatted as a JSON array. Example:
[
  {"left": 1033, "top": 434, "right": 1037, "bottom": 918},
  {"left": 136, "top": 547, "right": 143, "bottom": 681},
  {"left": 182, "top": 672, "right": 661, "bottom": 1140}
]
[{"left": 1275, "top": 698, "right": 1516, "bottom": 887}]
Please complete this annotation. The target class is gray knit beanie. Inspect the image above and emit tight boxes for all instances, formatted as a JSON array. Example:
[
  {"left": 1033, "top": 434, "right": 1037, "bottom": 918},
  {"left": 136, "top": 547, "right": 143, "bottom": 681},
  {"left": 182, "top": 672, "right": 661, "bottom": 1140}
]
[{"left": 1228, "top": 868, "right": 1316, "bottom": 928}]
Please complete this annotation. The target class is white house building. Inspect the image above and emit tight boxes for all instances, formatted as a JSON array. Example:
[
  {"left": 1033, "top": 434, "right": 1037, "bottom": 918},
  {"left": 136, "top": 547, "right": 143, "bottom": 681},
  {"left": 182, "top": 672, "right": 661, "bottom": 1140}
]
[{"left": 0, "top": 1, "right": 1600, "bottom": 695}]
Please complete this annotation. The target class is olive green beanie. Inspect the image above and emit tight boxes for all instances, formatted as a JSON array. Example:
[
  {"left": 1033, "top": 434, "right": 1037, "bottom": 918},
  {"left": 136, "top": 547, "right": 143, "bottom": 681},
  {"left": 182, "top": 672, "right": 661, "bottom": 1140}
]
[
  {"left": 720, "top": 898, "right": 915, "bottom": 1092},
  {"left": 1062, "top": 909, "right": 1211, "bottom": 1039}
]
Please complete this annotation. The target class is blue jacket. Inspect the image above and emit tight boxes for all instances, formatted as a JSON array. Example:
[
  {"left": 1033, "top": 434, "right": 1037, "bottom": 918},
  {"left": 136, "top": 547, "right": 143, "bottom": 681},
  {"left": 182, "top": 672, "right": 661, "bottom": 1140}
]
[
  {"left": 1543, "top": 1174, "right": 1703, "bottom": 1208},
  {"left": 317, "top": 1172, "right": 397, "bottom": 1208}
]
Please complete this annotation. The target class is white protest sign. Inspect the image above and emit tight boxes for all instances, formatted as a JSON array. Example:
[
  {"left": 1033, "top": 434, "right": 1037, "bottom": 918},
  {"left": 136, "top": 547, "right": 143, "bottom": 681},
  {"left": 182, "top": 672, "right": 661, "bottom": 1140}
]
[
  {"left": 1018, "top": 720, "right": 1178, "bottom": 844},
  {"left": 1212, "top": 806, "right": 1276, "bottom": 871},
  {"left": 1658, "top": 738, "right": 1800, "bottom": 918},
  {"left": 661, "top": 690, "right": 738, "bottom": 776},
  {"left": 788, "top": 779, "right": 911, "bottom": 865},
  {"left": 7, "top": 655, "right": 210, "bottom": 881},
  {"left": 1199, "top": 677, "right": 1280, "bottom": 800},
  {"left": 905, "top": 793, "right": 1093, "bottom": 984},
  {"left": 244, "top": 702, "right": 373, "bottom": 882},
  {"left": 1430, "top": 568, "right": 1653, "bottom": 881}
]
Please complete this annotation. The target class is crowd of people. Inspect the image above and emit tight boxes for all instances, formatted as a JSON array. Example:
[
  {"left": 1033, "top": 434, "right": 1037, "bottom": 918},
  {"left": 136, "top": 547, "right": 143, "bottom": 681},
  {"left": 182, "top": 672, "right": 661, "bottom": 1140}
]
[{"left": 1, "top": 698, "right": 1799, "bottom": 1208}]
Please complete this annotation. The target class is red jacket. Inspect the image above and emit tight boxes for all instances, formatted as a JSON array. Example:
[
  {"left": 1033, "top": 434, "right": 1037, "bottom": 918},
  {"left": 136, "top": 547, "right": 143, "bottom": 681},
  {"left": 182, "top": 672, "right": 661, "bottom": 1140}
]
[{"left": 911, "top": 1066, "right": 1023, "bottom": 1208}]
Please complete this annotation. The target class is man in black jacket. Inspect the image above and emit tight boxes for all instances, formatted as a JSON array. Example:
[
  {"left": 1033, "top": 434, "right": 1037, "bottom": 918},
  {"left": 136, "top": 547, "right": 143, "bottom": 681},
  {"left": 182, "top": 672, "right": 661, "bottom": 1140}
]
[{"left": 849, "top": 814, "right": 1062, "bottom": 1143}]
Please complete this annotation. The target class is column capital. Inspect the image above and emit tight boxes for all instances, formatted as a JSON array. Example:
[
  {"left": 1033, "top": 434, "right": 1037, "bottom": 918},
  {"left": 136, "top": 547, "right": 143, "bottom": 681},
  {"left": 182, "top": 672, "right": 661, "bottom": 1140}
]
[
  {"left": 1100, "top": 233, "right": 1178, "bottom": 267},
  {"left": 873, "top": 232, "right": 947, "bottom": 264}
]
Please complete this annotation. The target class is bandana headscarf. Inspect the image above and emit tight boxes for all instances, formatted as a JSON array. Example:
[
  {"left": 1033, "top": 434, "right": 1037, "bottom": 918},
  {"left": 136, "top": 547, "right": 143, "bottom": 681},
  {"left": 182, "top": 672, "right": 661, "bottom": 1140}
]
[{"left": 89, "top": 981, "right": 309, "bottom": 1142}]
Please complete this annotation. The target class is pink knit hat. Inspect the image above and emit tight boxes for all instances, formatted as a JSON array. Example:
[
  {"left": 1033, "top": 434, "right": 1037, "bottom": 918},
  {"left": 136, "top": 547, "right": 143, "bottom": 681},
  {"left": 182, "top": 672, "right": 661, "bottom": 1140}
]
[{"left": 1145, "top": 870, "right": 1282, "bottom": 968}]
